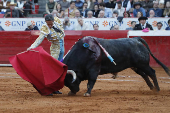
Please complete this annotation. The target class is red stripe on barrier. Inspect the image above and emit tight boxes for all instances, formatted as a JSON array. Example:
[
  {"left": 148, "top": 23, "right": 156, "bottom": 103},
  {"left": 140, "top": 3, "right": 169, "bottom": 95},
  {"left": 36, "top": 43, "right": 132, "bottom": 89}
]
[{"left": 0, "top": 30, "right": 169, "bottom": 67}]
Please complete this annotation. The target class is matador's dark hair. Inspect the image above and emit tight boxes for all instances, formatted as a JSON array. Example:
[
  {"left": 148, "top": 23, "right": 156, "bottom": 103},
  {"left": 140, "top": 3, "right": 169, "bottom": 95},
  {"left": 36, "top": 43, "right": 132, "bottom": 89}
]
[{"left": 45, "top": 14, "right": 54, "bottom": 21}]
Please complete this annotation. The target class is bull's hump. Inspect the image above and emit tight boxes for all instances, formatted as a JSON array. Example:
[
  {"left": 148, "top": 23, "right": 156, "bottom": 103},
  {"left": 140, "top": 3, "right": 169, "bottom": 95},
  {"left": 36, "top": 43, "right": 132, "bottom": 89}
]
[
  {"left": 83, "top": 36, "right": 95, "bottom": 40},
  {"left": 82, "top": 36, "right": 95, "bottom": 43}
]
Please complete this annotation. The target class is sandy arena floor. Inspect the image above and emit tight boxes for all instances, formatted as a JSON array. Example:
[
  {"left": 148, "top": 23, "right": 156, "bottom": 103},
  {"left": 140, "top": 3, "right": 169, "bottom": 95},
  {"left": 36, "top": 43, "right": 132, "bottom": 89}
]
[{"left": 0, "top": 67, "right": 170, "bottom": 113}]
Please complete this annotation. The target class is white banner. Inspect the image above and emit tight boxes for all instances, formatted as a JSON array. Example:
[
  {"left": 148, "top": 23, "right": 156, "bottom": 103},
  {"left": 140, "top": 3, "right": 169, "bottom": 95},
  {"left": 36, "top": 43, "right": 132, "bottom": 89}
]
[
  {"left": 128, "top": 30, "right": 170, "bottom": 38},
  {"left": 0, "top": 18, "right": 169, "bottom": 31}
]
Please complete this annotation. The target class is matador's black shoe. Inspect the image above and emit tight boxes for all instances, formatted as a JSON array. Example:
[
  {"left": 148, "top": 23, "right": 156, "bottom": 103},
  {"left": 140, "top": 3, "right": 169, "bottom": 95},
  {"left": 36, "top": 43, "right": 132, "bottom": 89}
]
[
  {"left": 46, "top": 93, "right": 53, "bottom": 96},
  {"left": 53, "top": 91, "right": 62, "bottom": 94}
]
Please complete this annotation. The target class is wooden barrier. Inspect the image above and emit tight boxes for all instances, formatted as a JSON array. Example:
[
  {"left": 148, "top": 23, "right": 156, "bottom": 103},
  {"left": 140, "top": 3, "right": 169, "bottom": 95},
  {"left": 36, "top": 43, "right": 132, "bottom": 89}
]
[
  {"left": 0, "top": 30, "right": 169, "bottom": 67},
  {"left": 128, "top": 31, "right": 170, "bottom": 67}
]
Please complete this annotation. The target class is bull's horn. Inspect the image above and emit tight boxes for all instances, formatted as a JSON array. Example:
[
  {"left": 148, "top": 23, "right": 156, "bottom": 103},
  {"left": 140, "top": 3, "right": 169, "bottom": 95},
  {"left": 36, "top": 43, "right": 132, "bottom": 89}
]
[{"left": 67, "top": 70, "right": 77, "bottom": 83}]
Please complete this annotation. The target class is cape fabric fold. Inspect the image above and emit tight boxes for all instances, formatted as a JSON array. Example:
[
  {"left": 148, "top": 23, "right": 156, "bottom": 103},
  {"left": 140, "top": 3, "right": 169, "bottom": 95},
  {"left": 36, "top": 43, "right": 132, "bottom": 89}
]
[{"left": 9, "top": 46, "right": 67, "bottom": 95}]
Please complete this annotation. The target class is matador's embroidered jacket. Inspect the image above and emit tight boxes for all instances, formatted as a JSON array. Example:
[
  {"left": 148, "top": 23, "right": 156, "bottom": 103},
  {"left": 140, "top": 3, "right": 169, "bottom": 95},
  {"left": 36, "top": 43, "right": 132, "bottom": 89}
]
[{"left": 29, "top": 17, "right": 65, "bottom": 59}]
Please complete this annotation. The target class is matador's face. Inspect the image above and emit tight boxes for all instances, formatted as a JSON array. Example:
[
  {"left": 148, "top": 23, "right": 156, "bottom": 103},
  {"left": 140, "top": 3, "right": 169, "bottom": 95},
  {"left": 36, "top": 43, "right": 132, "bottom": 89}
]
[{"left": 46, "top": 20, "right": 54, "bottom": 29}]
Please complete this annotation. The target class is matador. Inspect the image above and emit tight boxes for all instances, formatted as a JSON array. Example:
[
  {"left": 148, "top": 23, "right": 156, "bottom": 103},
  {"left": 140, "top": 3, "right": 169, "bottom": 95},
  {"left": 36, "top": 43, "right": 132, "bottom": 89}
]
[{"left": 28, "top": 14, "right": 65, "bottom": 61}]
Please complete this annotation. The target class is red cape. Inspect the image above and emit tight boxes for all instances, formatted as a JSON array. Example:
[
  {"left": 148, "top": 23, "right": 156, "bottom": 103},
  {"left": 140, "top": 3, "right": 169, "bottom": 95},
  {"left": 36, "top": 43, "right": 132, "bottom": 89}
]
[{"left": 9, "top": 46, "right": 67, "bottom": 95}]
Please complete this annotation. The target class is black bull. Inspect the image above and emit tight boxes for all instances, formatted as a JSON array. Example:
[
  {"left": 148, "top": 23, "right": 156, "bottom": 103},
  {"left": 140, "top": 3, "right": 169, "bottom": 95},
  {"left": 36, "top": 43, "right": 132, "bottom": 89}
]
[{"left": 63, "top": 36, "right": 170, "bottom": 96}]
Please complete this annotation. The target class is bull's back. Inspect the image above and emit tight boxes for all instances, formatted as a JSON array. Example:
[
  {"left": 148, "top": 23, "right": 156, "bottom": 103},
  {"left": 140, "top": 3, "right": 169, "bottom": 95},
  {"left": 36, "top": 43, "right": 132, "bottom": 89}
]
[{"left": 98, "top": 38, "right": 150, "bottom": 74}]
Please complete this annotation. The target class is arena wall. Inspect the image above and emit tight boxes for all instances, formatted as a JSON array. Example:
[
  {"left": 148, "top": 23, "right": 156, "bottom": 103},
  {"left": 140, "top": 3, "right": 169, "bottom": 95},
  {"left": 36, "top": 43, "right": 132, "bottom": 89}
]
[{"left": 0, "top": 30, "right": 169, "bottom": 67}]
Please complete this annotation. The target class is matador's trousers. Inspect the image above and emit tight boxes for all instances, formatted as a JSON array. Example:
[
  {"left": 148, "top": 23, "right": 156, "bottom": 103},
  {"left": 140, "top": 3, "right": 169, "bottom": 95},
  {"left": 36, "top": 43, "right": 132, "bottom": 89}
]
[{"left": 50, "top": 39, "right": 64, "bottom": 61}]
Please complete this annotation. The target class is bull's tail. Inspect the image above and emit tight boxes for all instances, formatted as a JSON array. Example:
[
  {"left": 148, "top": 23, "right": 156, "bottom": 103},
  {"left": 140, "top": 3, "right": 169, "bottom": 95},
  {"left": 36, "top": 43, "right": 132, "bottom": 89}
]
[{"left": 134, "top": 37, "right": 170, "bottom": 76}]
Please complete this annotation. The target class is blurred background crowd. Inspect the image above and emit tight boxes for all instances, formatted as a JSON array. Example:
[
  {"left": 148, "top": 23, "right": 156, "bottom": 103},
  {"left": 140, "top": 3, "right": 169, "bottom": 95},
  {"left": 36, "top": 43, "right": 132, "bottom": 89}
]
[
  {"left": 0, "top": 0, "right": 169, "bottom": 18},
  {"left": 0, "top": 0, "right": 170, "bottom": 31}
]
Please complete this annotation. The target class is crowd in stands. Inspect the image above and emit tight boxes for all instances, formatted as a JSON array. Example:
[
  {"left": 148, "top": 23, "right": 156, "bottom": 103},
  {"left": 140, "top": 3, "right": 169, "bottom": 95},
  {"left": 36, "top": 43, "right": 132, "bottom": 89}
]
[
  {"left": 0, "top": 0, "right": 38, "bottom": 17},
  {"left": 44, "top": 0, "right": 170, "bottom": 18},
  {"left": 0, "top": 0, "right": 170, "bottom": 18},
  {"left": 0, "top": 0, "right": 170, "bottom": 31}
]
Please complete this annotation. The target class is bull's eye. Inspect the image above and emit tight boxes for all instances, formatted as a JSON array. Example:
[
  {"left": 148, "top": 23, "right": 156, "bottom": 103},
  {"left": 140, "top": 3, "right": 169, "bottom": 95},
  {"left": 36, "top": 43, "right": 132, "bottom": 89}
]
[{"left": 83, "top": 43, "right": 89, "bottom": 48}]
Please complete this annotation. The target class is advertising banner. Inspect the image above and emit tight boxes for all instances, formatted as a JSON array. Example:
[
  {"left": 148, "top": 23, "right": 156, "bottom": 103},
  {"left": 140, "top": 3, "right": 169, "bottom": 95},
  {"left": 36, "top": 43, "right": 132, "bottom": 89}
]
[{"left": 0, "top": 18, "right": 169, "bottom": 31}]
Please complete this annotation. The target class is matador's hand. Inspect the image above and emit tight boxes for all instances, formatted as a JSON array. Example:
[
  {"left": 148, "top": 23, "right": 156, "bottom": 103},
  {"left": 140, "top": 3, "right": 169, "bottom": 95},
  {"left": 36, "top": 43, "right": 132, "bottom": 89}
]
[{"left": 27, "top": 47, "right": 32, "bottom": 51}]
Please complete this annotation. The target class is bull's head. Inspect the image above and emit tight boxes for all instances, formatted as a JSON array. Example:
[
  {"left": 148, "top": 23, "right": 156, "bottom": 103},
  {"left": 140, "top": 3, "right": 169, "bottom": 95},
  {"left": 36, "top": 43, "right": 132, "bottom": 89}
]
[
  {"left": 64, "top": 36, "right": 101, "bottom": 95},
  {"left": 64, "top": 70, "right": 80, "bottom": 94}
]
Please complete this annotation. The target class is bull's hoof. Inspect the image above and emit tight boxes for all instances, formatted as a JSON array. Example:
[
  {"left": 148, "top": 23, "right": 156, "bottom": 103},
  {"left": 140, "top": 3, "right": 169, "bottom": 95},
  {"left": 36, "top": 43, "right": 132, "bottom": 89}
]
[
  {"left": 111, "top": 75, "right": 117, "bottom": 79},
  {"left": 84, "top": 93, "right": 91, "bottom": 97},
  {"left": 68, "top": 91, "right": 76, "bottom": 96},
  {"left": 112, "top": 73, "right": 118, "bottom": 79},
  {"left": 152, "top": 87, "right": 160, "bottom": 94}
]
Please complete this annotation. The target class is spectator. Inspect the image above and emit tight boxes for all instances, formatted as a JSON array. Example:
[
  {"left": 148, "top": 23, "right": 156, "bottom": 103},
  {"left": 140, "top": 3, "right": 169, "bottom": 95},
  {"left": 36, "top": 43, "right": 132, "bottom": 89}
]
[
  {"left": 156, "top": 22, "right": 164, "bottom": 30},
  {"left": 0, "top": 0, "right": 10, "bottom": 14},
  {"left": 133, "top": 0, "right": 139, "bottom": 4},
  {"left": 141, "top": 0, "right": 153, "bottom": 16},
  {"left": 75, "top": 0, "right": 84, "bottom": 9},
  {"left": 51, "top": 10, "right": 58, "bottom": 17},
  {"left": 75, "top": 17, "right": 90, "bottom": 30},
  {"left": 129, "top": 8, "right": 134, "bottom": 17},
  {"left": 132, "top": 0, "right": 140, "bottom": 6},
  {"left": 165, "top": 0, "right": 170, "bottom": 6},
  {"left": 97, "top": 0, "right": 103, "bottom": 4},
  {"left": 165, "top": 19, "right": 170, "bottom": 30},
  {"left": 87, "top": 10, "right": 95, "bottom": 18},
  {"left": 74, "top": 9, "right": 83, "bottom": 18},
  {"left": 99, "top": 2, "right": 112, "bottom": 18},
  {"left": 137, "top": 11, "right": 143, "bottom": 18},
  {"left": 15, "top": 0, "right": 24, "bottom": 13},
  {"left": 98, "top": 10, "right": 106, "bottom": 18},
  {"left": 149, "top": 1, "right": 163, "bottom": 17},
  {"left": 56, "top": 3, "right": 64, "bottom": 18},
  {"left": 5, "top": 1, "right": 20, "bottom": 18},
  {"left": 117, "top": 16, "right": 123, "bottom": 22},
  {"left": 134, "top": 16, "right": 153, "bottom": 30},
  {"left": 80, "top": 2, "right": 89, "bottom": 17},
  {"left": 29, "top": 0, "right": 35, "bottom": 11},
  {"left": 126, "top": 21, "right": 136, "bottom": 30},
  {"left": 110, "top": 25, "right": 119, "bottom": 30},
  {"left": 85, "top": 0, "right": 94, "bottom": 10},
  {"left": 129, "top": 0, "right": 133, "bottom": 7},
  {"left": 149, "top": 9, "right": 155, "bottom": 18},
  {"left": 93, "top": 24, "right": 99, "bottom": 30},
  {"left": 44, "top": 0, "right": 57, "bottom": 16},
  {"left": 158, "top": 0, "right": 165, "bottom": 9},
  {"left": 105, "top": 0, "right": 116, "bottom": 9},
  {"left": 63, "top": 17, "right": 75, "bottom": 30},
  {"left": 25, "top": 21, "right": 39, "bottom": 31},
  {"left": 112, "top": 10, "right": 118, "bottom": 18},
  {"left": 63, "top": 11, "right": 68, "bottom": 18},
  {"left": 92, "top": 0, "right": 98, "bottom": 5},
  {"left": 104, "top": 0, "right": 109, "bottom": 4},
  {"left": 58, "top": 0, "right": 70, "bottom": 11},
  {"left": 30, "top": 0, "right": 38, "bottom": 4},
  {"left": 123, "top": 11, "right": 130, "bottom": 17},
  {"left": 163, "top": 1, "right": 170, "bottom": 17},
  {"left": 92, "top": 4, "right": 100, "bottom": 18},
  {"left": 23, "top": 0, "right": 31, "bottom": 17},
  {"left": 133, "top": 2, "right": 146, "bottom": 17},
  {"left": 54, "top": 0, "right": 60, "bottom": 2},
  {"left": 65, "top": 1, "right": 77, "bottom": 18},
  {"left": 115, "top": 0, "right": 131, "bottom": 11},
  {"left": 0, "top": 26, "right": 4, "bottom": 31},
  {"left": 113, "top": 1, "right": 125, "bottom": 17}
]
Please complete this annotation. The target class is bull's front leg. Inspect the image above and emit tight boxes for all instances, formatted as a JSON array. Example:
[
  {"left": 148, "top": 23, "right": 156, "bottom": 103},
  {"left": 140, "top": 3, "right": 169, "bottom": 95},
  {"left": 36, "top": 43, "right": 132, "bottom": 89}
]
[
  {"left": 84, "top": 70, "right": 99, "bottom": 97},
  {"left": 84, "top": 79, "right": 96, "bottom": 97}
]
